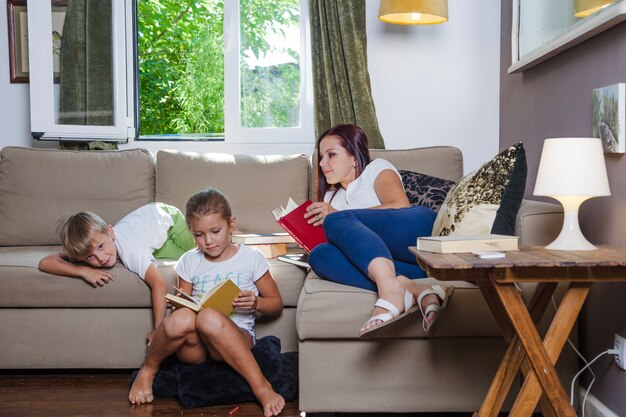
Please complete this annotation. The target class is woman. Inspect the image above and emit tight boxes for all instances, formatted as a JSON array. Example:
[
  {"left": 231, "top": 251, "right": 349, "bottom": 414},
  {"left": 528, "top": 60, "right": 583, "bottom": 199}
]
[{"left": 304, "top": 124, "right": 453, "bottom": 338}]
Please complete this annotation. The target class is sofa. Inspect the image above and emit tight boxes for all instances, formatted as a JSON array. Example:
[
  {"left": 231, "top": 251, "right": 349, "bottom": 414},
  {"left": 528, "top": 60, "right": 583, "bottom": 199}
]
[{"left": 0, "top": 145, "right": 575, "bottom": 413}]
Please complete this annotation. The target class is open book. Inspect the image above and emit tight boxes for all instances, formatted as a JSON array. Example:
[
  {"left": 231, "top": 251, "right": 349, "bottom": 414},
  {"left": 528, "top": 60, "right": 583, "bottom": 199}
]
[
  {"left": 165, "top": 280, "right": 241, "bottom": 316},
  {"left": 271, "top": 198, "right": 327, "bottom": 253}
]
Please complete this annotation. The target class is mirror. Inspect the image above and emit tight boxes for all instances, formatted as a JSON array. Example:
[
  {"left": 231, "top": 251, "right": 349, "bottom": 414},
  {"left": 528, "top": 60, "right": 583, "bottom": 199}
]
[{"left": 510, "top": 0, "right": 626, "bottom": 73}]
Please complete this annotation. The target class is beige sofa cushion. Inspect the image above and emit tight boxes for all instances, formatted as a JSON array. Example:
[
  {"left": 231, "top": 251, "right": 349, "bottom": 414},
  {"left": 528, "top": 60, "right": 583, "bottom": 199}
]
[
  {"left": 0, "top": 147, "right": 155, "bottom": 246},
  {"left": 156, "top": 150, "right": 310, "bottom": 234},
  {"left": 0, "top": 247, "right": 305, "bottom": 308},
  {"left": 370, "top": 146, "right": 464, "bottom": 181},
  {"left": 296, "top": 275, "right": 501, "bottom": 340}
]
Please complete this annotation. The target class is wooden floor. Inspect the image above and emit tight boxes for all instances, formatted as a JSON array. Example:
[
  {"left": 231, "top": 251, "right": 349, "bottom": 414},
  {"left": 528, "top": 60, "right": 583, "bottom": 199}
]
[{"left": 0, "top": 371, "right": 487, "bottom": 417}]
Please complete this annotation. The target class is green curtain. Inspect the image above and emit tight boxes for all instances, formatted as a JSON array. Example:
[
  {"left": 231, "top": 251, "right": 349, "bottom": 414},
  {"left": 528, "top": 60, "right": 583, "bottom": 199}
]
[
  {"left": 309, "top": 0, "right": 385, "bottom": 149},
  {"left": 59, "top": 0, "right": 117, "bottom": 150}
]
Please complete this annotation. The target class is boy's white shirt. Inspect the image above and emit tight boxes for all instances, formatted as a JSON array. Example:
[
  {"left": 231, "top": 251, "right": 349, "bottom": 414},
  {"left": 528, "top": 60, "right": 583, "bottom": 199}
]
[
  {"left": 113, "top": 203, "right": 174, "bottom": 279},
  {"left": 174, "top": 244, "right": 269, "bottom": 336},
  {"left": 324, "top": 158, "right": 403, "bottom": 210}
]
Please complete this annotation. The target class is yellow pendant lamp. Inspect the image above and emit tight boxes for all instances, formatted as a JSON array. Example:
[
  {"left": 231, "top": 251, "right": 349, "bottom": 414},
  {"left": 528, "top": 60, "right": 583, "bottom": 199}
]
[
  {"left": 574, "top": 0, "right": 614, "bottom": 17},
  {"left": 378, "top": 0, "right": 448, "bottom": 25}
]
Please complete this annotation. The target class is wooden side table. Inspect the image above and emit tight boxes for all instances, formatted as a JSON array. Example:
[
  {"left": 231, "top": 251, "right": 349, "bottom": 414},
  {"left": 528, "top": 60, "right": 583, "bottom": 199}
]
[{"left": 409, "top": 245, "right": 626, "bottom": 417}]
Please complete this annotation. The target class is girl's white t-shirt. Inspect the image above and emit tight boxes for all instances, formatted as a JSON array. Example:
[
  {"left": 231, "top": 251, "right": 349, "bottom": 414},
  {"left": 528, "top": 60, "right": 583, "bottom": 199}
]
[
  {"left": 113, "top": 203, "right": 174, "bottom": 279},
  {"left": 174, "top": 245, "right": 269, "bottom": 336},
  {"left": 324, "top": 158, "right": 403, "bottom": 210}
]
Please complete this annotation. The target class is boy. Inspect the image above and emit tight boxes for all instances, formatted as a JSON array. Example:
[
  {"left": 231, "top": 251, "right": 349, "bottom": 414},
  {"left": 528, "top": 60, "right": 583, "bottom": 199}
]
[{"left": 39, "top": 203, "right": 195, "bottom": 341}]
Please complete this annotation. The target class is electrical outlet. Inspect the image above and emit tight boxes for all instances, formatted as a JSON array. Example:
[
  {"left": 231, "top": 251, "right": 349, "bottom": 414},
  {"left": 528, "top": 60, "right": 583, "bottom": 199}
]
[{"left": 614, "top": 333, "right": 626, "bottom": 370}]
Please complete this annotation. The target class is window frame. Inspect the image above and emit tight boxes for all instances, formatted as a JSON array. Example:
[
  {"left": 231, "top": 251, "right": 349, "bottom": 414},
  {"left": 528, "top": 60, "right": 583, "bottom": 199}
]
[
  {"left": 26, "top": 0, "right": 314, "bottom": 145},
  {"left": 27, "top": 0, "right": 134, "bottom": 142}
]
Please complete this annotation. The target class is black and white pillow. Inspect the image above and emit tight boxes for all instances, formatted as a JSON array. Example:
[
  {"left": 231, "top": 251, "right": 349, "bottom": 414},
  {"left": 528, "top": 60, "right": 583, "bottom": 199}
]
[
  {"left": 432, "top": 143, "right": 527, "bottom": 236},
  {"left": 399, "top": 170, "right": 455, "bottom": 213}
]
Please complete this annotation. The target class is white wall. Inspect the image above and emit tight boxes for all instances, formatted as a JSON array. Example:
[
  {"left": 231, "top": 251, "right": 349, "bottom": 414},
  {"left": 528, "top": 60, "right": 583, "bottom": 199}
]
[
  {"left": 0, "top": 0, "right": 500, "bottom": 172},
  {"left": 367, "top": 0, "right": 501, "bottom": 172}
]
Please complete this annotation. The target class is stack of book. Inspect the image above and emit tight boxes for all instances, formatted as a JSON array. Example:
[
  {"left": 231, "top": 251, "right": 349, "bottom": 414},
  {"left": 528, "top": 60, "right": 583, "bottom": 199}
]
[{"left": 231, "top": 233, "right": 296, "bottom": 258}]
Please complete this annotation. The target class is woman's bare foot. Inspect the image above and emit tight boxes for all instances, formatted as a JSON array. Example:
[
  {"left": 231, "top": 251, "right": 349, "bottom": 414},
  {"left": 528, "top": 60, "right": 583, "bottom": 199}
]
[
  {"left": 253, "top": 383, "right": 285, "bottom": 417},
  {"left": 128, "top": 366, "right": 157, "bottom": 405}
]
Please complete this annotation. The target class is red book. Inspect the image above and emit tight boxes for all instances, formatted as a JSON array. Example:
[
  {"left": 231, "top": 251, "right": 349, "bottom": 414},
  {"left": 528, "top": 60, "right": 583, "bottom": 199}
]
[{"left": 271, "top": 199, "right": 327, "bottom": 252}]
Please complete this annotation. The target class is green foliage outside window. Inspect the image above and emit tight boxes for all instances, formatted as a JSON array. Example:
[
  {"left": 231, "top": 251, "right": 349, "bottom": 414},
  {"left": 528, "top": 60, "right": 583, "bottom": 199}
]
[{"left": 137, "top": 0, "right": 300, "bottom": 137}]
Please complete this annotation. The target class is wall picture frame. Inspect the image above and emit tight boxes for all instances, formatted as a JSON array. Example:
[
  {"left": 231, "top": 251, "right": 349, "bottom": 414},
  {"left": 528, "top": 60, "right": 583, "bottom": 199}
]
[
  {"left": 593, "top": 83, "right": 626, "bottom": 153},
  {"left": 7, "top": 0, "right": 67, "bottom": 83}
]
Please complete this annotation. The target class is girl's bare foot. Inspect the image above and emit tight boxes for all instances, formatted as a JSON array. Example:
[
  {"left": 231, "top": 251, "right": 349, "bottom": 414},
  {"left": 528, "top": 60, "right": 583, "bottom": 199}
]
[
  {"left": 253, "top": 383, "right": 285, "bottom": 417},
  {"left": 128, "top": 366, "right": 157, "bottom": 405}
]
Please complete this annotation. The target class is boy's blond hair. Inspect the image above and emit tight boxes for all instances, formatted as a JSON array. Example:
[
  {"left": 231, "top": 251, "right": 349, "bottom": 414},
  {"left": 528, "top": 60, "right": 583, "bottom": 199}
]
[{"left": 57, "top": 212, "right": 109, "bottom": 261}]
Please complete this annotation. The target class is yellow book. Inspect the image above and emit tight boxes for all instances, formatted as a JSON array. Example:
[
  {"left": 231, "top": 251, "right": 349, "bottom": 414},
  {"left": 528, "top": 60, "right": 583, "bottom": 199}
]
[{"left": 165, "top": 280, "right": 241, "bottom": 316}]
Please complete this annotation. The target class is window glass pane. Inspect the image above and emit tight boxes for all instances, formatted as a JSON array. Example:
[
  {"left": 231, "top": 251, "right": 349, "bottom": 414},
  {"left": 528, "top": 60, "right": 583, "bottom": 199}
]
[
  {"left": 239, "top": 0, "right": 301, "bottom": 128},
  {"left": 137, "top": 0, "right": 224, "bottom": 137},
  {"left": 53, "top": 0, "right": 115, "bottom": 126}
]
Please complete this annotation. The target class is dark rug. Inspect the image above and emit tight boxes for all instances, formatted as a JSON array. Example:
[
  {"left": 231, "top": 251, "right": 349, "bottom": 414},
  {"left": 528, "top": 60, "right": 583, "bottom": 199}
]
[{"left": 130, "top": 335, "right": 298, "bottom": 408}]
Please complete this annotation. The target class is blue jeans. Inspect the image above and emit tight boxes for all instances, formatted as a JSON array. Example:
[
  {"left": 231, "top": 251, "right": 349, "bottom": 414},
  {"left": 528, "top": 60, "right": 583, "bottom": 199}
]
[{"left": 309, "top": 206, "right": 437, "bottom": 291}]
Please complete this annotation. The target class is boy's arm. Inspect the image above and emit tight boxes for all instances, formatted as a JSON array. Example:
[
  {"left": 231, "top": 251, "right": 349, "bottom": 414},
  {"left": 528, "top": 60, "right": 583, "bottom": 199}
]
[
  {"left": 235, "top": 270, "right": 283, "bottom": 316},
  {"left": 38, "top": 252, "right": 114, "bottom": 287},
  {"left": 143, "top": 263, "right": 168, "bottom": 329}
]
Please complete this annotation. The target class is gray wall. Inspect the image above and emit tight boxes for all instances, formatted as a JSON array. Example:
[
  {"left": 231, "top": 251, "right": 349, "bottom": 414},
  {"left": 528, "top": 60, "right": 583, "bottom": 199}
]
[{"left": 500, "top": 1, "right": 626, "bottom": 415}]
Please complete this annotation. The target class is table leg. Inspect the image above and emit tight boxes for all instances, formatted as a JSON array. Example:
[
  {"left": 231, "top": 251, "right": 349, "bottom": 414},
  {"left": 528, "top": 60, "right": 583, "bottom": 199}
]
[
  {"left": 509, "top": 283, "right": 591, "bottom": 417},
  {"left": 475, "top": 281, "right": 557, "bottom": 417},
  {"left": 493, "top": 283, "right": 577, "bottom": 417}
]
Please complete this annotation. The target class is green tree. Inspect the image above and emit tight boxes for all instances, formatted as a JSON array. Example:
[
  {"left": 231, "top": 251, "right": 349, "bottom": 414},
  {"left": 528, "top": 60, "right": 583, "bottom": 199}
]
[{"left": 137, "top": 0, "right": 300, "bottom": 136}]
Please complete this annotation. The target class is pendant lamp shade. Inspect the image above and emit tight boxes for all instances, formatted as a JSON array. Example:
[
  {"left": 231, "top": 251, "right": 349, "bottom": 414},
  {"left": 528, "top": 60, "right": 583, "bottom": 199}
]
[
  {"left": 574, "top": 0, "right": 614, "bottom": 17},
  {"left": 379, "top": 0, "right": 448, "bottom": 25}
]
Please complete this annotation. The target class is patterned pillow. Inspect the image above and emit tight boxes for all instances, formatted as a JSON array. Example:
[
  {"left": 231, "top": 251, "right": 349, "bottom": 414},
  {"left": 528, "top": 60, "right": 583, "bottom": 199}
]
[
  {"left": 399, "top": 170, "right": 455, "bottom": 213},
  {"left": 432, "top": 143, "right": 527, "bottom": 236}
]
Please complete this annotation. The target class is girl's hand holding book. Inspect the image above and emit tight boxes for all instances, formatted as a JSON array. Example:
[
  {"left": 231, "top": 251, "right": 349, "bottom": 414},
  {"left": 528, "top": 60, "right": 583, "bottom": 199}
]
[{"left": 233, "top": 290, "right": 257, "bottom": 312}]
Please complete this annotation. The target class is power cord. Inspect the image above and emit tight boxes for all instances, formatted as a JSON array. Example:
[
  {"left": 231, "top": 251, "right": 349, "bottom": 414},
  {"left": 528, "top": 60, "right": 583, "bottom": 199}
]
[{"left": 549, "top": 296, "right": 618, "bottom": 417}]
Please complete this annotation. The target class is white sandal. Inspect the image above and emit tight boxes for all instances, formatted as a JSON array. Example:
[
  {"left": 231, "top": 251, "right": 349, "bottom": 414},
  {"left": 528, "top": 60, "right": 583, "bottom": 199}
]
[
  {"left": 417, "top": 284, "right": 454, "bottom": 334},
  {"left": 359, "top": 290, "right": 419, "bottom": 339}
]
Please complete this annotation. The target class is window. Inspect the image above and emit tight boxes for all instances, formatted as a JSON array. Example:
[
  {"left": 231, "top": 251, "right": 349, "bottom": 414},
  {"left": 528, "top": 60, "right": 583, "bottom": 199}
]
[{"left": 27, "top": 0, "right": 313, "bottom": 144}]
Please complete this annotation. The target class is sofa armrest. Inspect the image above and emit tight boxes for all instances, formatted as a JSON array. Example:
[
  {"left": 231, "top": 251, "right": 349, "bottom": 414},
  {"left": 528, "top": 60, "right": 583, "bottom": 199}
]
[{"left": 515, "top": 199, "right": 563, "bottom": 246}]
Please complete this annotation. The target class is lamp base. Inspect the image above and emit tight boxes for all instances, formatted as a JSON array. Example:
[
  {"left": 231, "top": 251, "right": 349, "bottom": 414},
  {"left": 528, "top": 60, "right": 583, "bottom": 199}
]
[{"left": 545, "top": 196, "right": 597, "bottom": 251}]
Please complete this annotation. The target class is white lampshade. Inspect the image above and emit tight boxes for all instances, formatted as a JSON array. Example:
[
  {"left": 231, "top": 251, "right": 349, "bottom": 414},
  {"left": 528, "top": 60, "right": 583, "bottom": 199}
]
[
  {"left": 534, "top": 138, "right": 610, "bottom": 250},
  {"left": 379, "top": 0, "right": 448, "bottom": 25},
  {"left": 574, "top": 0, "right": 614, "bottom": 18}
]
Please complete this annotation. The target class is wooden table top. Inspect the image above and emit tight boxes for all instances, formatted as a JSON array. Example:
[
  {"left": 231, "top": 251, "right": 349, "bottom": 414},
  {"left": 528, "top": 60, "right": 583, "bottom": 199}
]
[{"left": 409, "top": 245, "right": 626, "bottom": 283}]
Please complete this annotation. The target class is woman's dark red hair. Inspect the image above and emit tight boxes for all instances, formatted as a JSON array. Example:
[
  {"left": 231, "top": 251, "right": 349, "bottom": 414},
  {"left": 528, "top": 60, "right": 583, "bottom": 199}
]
[{"left": 316, "top": 124, "right": 371, "bottom": 202}]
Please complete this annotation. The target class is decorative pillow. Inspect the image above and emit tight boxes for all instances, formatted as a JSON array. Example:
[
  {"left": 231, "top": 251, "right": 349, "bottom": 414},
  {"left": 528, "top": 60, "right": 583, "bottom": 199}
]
[
  {"left": 399, "top": 170, "right": 456, "bottom": 213},
  {"left": 432, "top": 143, "right": 527, "bottom": 236},
  {"left": 130, "top": 335, "right": 298, "bottom": 408}
]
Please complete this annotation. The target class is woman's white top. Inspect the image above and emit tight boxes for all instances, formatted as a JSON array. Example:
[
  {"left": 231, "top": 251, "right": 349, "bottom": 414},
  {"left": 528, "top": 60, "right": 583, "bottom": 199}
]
[{"left": 323, "top": 158, "right": 403, "bottom": 210}]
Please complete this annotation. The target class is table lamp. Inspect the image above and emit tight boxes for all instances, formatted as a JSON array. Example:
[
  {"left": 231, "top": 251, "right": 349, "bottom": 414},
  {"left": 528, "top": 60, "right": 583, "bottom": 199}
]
[{"left": 533, "top": 138, "right": 610, "bottom": 250}]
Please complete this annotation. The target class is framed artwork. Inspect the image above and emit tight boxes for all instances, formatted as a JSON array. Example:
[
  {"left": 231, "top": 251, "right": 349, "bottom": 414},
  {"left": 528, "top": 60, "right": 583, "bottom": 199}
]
[
  {"left": 7, "top": 0, "right": 68, "bottom": 83},
  {"left": 593, "top": 83, "right": 626, "bottom": 153}
]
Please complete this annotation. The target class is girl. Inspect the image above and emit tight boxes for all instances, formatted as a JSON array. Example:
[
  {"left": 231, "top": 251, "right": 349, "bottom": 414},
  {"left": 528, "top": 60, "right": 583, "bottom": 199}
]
[
  {"left": 304, "top": 124, "right": 454, "bottom": 338},
  {"left": 129, "top": 188, "right": 285, "bottom": 417}
]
